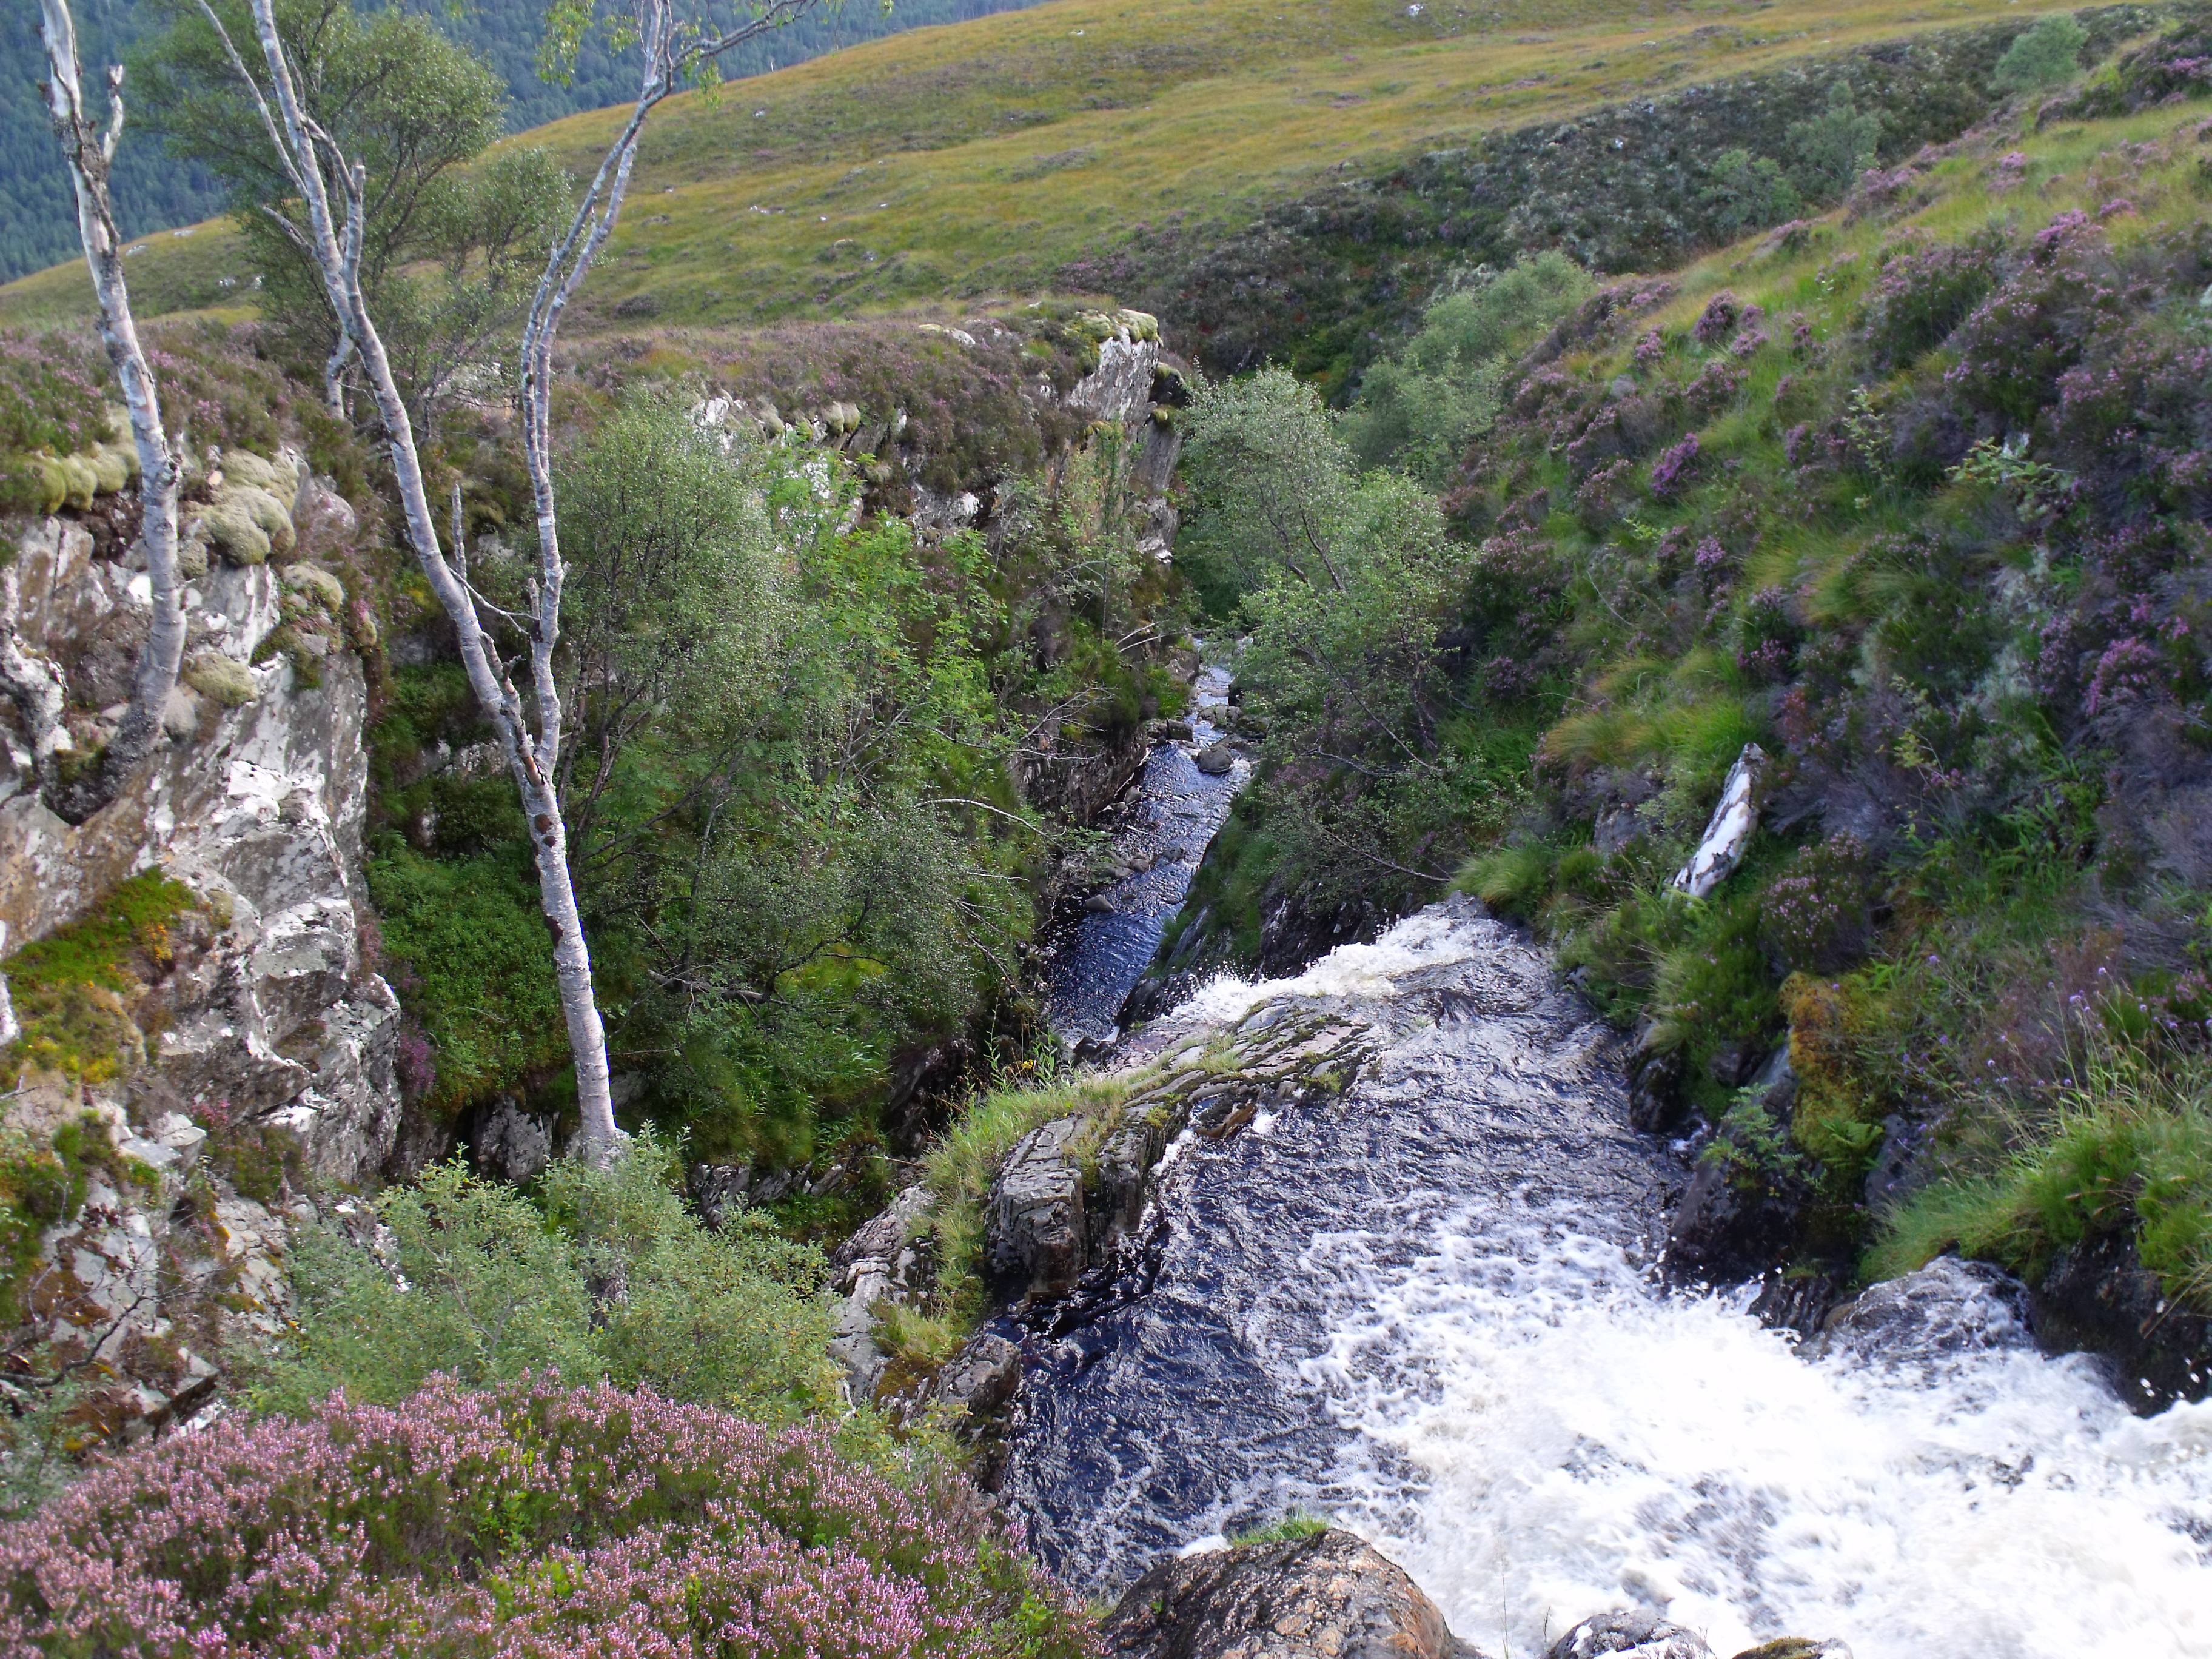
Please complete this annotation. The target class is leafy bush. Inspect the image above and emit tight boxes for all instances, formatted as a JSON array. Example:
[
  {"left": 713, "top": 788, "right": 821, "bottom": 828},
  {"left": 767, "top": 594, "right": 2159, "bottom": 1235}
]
[
  {"left": 260, "top": 1138, "right": 837, "bottom": 1419},
  {"left": 1343, "top": 252, "right": 1592, "bottom": 481},
  {"left": 0, "top": 1372, "right": 1091, "bottom": 1657},
  {"left": 1786, "top": 84, "right": 1882, "bottom": 200},
  {"left": 1991, "top": 12, "right": 2090, "bottom": 93},
  {"left": 1699, "top": 149, "right": 1801, "bottom": 241}
]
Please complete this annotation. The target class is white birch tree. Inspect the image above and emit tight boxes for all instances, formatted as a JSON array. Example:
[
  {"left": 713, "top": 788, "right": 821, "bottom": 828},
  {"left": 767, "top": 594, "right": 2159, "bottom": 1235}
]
[
  {"left": 33, "top": 0, "right": 187, "bottom": 826},
  {"left": 193, "top": 0, "right": 817, "bottom": 1150}
]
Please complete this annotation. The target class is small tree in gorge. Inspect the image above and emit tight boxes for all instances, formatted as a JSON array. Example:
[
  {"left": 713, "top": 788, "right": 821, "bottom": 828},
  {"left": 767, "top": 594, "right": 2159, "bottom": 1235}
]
[
  {"left": 21, "top": 0, "right": 187, "bottom": 827},
  {"left": 190, "top": 0, "right": 820, "bottom": 1149}
]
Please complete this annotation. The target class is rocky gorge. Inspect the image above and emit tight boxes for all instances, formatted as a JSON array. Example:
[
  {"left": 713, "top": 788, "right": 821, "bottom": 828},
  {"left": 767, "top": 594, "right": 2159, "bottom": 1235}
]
[{"left": 843, "top": 885, "right": 2212, "bottom": 1655}]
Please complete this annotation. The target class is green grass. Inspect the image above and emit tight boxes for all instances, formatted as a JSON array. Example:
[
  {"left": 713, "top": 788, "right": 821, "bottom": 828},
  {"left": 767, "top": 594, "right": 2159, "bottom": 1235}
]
[
  {"left": 0, "top": 871, "right": 198, "bottom": 1087},
  {"left": 0, "top": 0, "right": 2108, "bottom": 330},
  {"left": 1870, "top": 1050, "right": 2212, "bottom": 1312},
  {"left": 1227, "top": 1510, "right": 1332, "bottom": 1546}
]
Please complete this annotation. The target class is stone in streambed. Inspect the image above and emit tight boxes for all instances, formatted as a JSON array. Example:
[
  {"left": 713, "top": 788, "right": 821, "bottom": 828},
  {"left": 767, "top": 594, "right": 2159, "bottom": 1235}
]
[
  {"left": 1728, "top": 1640, "right": 1853, "bottom": 1659},
  {"left": 1545, "top": 1609, "right": 1711, "bottom": 1659},
  {"left": 986, "top": 1117, "right": 1087, "bottom": 1299},
  {"left": 1102, "top": 1528, "right": 1484, "bottom": 1659},
  {"left": 1195, "top": 740, "right": 1236, "bottom": 775},
  {"left": 1085, "top": 893, "right": 1117, "bottom": 913}
]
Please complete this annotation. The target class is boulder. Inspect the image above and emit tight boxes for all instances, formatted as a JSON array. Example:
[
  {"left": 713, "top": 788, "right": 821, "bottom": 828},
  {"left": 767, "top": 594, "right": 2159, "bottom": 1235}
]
[
  {"left": 1103, "top": 1529, "right": 1483, "bottom": 1659},
  {"left": 471, "top": 1094, "right": 552, "bottom": 1186},
  {"left": 1194, "top": 740, "right": 1237, "bottom": 776},
  {"left": 986, "top": 1117, "right": 1087, "bottom": 1299},
  {"left": 1623, "top": 1019, "right": 1684, "bottom": 1134},
  {"left": 1545, "top": 1610, "right": 1710, "bottom": 1659},
  {"left": 1728, "top": 1643, "right": 1851, "bottom": 1659},
  {"left": 2027, "top": 1228, "right": 2212, "bottom": 1409}
]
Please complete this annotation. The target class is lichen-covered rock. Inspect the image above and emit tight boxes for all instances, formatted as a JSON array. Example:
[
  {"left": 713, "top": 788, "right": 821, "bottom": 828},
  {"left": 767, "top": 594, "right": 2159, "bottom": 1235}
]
[
  {"left": 0, "top": 503, "right": 398, "bottom": 1436},
  {"left": 1102, "top": 1529, "right": 1483, "bottom": 1659},
  {"left": 1544, "top": 1609, "right": 1711, "bottom": 1659}
]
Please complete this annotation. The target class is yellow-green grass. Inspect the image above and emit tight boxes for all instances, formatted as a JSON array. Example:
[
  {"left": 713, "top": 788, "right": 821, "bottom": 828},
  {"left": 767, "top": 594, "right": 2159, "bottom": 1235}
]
[{"left": 0, "top": 0, "right": 2105, "bottom": 331}]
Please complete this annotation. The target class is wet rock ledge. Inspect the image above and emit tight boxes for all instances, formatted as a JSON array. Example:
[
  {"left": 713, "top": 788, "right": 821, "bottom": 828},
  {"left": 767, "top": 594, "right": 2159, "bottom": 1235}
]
[{"left": 1096, "top": 1528, "right": 1851, "bottom": 1659}]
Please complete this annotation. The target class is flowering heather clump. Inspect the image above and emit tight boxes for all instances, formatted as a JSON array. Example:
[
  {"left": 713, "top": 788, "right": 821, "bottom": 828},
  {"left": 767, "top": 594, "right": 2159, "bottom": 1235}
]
[
  {"left": 1760, "top": 835, "right": 1873, "bottom": 976},
  {"left": 1691, "top": 291, "right": 1740, "bottom": 346},
  {"left": 0, "top": 1373, "right": 1091, "bottom": 1659},
  {"left": 1989, "top": 150, "right": 2030, "bottom": 191},
  {"left": 1649, "top": 433, "right": 1701, "bottom": 500},
  {"left": 1855, "top": 231, "right": 2002, "bottom": 369},
  {"left": 1633, "top": 328, "right": 1666, "bottom": 367},
  {"left": 1684, "top": 358, "right": 1743, "bottom": 417}
]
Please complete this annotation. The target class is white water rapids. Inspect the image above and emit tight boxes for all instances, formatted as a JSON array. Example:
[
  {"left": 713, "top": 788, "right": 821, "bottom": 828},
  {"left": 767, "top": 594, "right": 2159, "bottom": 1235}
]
[{"left": 1005, "top": 907, "right": 2212, "bottom": 1659}]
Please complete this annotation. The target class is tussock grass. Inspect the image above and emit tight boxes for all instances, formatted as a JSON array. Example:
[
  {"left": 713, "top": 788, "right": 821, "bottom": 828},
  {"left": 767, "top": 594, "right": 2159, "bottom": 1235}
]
[{"left": 1870, "top": 1050, "right": 2212, "bottom": 1312}]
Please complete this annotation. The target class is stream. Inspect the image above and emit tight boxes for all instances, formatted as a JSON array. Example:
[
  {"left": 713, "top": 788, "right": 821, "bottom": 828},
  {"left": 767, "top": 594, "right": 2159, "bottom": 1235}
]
[
  {"left": 1004, "top": 904, "right": 2212, "bottom": 1658},
  {"left": 1040, "top": 656, "right": 1244, "bottom": 1049}
]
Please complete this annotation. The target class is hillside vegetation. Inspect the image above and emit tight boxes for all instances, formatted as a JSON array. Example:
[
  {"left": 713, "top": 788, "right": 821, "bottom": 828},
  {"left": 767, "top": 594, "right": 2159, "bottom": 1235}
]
[
  {"left": 1162, "top": 8, "right": 2212, "bottom": 1350},
  {"left": 0, "top": 0, "right": 2113, "bottom": 338}
]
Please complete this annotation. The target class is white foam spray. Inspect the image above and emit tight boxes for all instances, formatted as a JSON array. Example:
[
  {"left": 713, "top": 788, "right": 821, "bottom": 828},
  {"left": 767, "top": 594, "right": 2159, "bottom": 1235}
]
[
  {"left": 1175, "top": 908, "right": 1495, "bottom": 1027},
  {"left": 1299, "top": 1199, "right": 2212, "bottom": 1659}
]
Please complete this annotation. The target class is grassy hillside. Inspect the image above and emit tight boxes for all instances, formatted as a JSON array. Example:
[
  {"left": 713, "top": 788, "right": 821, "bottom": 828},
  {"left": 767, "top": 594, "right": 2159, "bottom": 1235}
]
[
  {"left": 0, "top": 0, "right": 2111, "bottom": 333},
  {"left": 0, "top": 0, "right": 1053, "bottom": 287}
]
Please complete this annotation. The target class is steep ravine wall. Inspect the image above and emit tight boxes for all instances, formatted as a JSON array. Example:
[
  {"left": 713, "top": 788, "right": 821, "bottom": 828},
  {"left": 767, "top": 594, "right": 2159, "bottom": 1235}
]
[
  {"left": 0, "top": 307, "right": 1188, "bottom": 1440},
  {"left": 0, "top": 454, "right": 399, "bottom": 1440}
]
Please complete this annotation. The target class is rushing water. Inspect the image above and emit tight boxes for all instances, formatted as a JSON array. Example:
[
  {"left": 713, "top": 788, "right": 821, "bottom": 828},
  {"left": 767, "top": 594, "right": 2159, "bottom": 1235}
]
[
  {"left": 1004, "top": 905, "right": 2212, "bottom": 1659},
  {"left": 1041, "top": 657, "right": 1244, "bottom": 1048}
]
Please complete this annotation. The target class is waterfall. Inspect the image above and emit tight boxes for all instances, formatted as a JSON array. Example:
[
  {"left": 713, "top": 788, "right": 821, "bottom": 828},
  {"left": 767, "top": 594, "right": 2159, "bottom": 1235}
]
[{"left": 1004, "top": 907, "right": 2212, "bottom": 1658}]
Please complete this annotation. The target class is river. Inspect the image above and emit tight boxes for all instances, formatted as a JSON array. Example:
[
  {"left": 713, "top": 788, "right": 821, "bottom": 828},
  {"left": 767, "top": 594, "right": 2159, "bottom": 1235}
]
[{"left": 1003, "top": 903, "right": 2212, "bottom": 1658}]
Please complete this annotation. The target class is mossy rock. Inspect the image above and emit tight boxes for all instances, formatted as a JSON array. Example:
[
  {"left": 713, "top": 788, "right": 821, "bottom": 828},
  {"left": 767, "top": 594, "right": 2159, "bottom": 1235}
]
[
  {"left": 183, "top": 652, "right": 256, "bottom": 709},
  {"left": 227, "top": 484, "right": 297, "bottom": 560},
  {"left": 56, "top": 454, "right": 98, "bottom": 512},
  {"left": 1116, "top": 308, "right": 1161, "bottom": 342},
  {"left": 177, "top": 526, "right": 211, "bottom": 580},
  {"left": 199, "top": 500, "right": 269, "bottom": 566},
  {"left": 281, "top": 561, "right": 346, "bottom": 611},
  {"left": 89, "top": 442, "right": 134, "bottom": 496},
  {"left": 216, "top": 449, "right": 299, "bottom": 499}
]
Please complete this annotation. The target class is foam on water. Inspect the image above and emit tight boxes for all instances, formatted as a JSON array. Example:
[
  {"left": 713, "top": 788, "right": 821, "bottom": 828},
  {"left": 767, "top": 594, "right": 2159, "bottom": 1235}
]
[
  {"left": 1014, "top": 905, "right": 2212, "bottom": 1656},
  {"left": 1174, "top": 908, "right": 1495, "bottom": 1027},
  {"left": 1305, "top": 1199, "right": 2212, "bottom": 1658}
]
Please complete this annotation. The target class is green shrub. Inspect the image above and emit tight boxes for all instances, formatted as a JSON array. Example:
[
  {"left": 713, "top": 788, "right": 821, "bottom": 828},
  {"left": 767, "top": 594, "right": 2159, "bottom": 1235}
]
[
  {"left": 364, "top": 843, "right": 568, "bottom": 1108},
  {"left": 258, "top": 1134, "right": 839, "bottom": 1418},
  {"left": 1992, "top": 12, "right": 2089, "bottom": 94}
]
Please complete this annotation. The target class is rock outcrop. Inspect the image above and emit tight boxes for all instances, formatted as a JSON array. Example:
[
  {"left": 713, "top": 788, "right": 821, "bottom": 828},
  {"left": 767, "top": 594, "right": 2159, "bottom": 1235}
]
[
  {"left": 1102, "top": 1529, "right": 1483, "bottom": 1659},
  {"left": 0, "top": 451, "right": 397, "bottom": 1438}
]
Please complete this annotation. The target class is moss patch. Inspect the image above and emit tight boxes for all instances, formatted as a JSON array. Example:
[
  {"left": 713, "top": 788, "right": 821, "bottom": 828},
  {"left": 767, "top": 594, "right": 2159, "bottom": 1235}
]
[{"left": 1, "top": 873, "right": 197, "bottom": 1088}]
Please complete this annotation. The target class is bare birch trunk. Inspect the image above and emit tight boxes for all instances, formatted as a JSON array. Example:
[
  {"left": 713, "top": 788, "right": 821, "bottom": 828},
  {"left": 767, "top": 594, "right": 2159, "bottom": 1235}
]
[
  {"left": 200, "top": 0, "right": 814, "bottom": 1153},
  {"left": 204, "top": 0, "right": 622, "bottom": 1146},
  {"left": 36, "top": 0, "right": 186, "bottom": 826},
  {"left": 508, "top": 0, "right": 817, "bottom": 1149}
]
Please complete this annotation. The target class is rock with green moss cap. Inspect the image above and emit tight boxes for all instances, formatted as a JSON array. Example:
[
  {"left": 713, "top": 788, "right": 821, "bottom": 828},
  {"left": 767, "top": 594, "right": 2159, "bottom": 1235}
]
[{"left": 182, "top": 652, "right": 256, "bottom": 709}]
